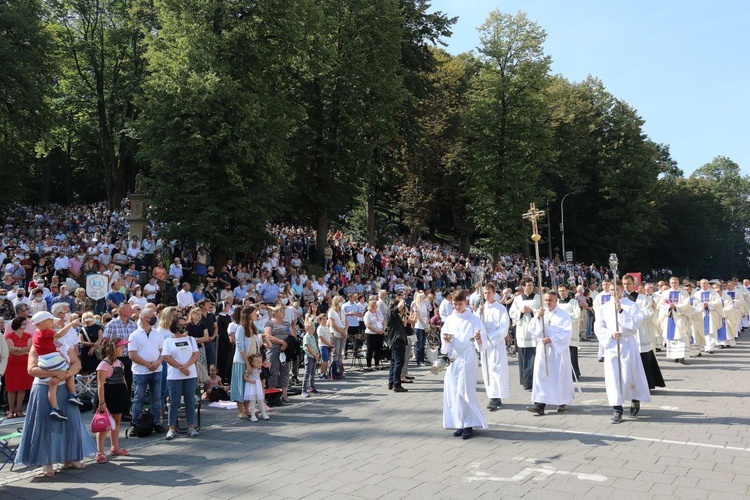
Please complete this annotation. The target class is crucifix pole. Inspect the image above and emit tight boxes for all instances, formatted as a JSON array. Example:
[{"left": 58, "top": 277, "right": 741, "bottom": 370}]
[{"left": 522, "top": 203, "right": 549, "bottom": 376}]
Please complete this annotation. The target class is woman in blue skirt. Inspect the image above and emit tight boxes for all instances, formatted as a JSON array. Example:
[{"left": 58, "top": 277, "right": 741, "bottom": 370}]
[{"left": 15, "top": 346, "right": 97, "bottom": 477}]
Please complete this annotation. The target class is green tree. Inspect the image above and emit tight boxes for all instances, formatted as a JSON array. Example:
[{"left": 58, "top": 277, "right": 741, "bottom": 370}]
[
  {"left": 289, "top": 0, "right": 404, "bottom": 260},
  {"left": 690, "top": 156, "right": 750, "bottom": 277},
  {"left": 139, "top": 0, "right": 309, "bottom": 257},
  {"left": 463, "top": 10, "right": 553, "bottom": 257},
  {"left": 48, "top": 0, "right": 152, "bottom": 205},
  {"left": 0, "top": 0, "right": 56, "bottom": 205}
]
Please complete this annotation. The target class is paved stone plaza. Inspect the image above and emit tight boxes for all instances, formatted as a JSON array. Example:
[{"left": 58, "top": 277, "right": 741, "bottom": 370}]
[{"left": 1, "top": 337, "right": 749, "bottom": 499}]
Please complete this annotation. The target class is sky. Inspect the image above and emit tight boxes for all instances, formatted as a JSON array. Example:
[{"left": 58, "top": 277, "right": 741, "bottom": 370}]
[{"left": 429, "top": 0, "right": 749, "bottom": 176}]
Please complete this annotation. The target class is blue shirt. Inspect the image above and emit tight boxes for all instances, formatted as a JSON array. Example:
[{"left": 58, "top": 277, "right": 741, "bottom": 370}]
[
  {"left": 261, "top": 283, "right": 279, "bottom": 303},
  {"left": 105, "top": 291, "right": 126, "bottom": 311}
]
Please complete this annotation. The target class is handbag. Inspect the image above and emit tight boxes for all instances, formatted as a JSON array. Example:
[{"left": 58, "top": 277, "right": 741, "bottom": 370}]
[
  {"left": 195, "top": 361, "right": 209, "bottom": 384},
  {"left": 91, "top": 407, "right": 115, "bottom": 433}
]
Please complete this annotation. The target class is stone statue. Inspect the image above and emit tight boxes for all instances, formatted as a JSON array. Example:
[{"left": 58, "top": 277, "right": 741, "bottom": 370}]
[{"left": 134, "top": 171, "right": 145, "bottom": 194}]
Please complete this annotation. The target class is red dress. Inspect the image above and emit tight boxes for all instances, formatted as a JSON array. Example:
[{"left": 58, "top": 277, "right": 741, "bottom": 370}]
[{"left": 4, "top": 332, "right": 33, "bottom": 391}]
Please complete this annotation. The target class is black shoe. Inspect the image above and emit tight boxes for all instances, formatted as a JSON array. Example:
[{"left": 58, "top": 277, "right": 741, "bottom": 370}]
[
  {"left": 697, "top": 352, "right": 702, "bottom": 357},
  {"left": 392, "top": 385, "right": 408, "bottom": 393},
  {"left": 404, "top": 375, "right": 415, "bottom": 380},
  {"left": 719, "top": 345, "right": 726, "bottom": 349},
  {"left": 610, "top": 412, "right": 623, "bottom": 424},
  {"left": 679, "top": 358, "right": 687, "bottom": 365},
  {"left": 153, "top": 425, "right": 167, "bottom": 434},
  {"left": 557, "top": 405, "right": 567, "bottom": 413},
  {"left": 453, "top": 428, "right": 464, "bottom": 437},
  {"left": 598, "top": 357, "right": 604, "bottom": 362},
  {"left": 526, "top": 405, "right": 544, "bottom": 416},
  {"left": 674, "top": 358, "right": 680, "bottom": 363},
  {"left": 630, "top": 401, "right": 641, "bottom": 417},
  {"left": 655, "top": 348, "right": 662, "bottom": 352},
  {"left": 487, "top": 398, "right": 502, "bottom": 411},
  {"left": 128, "top": 427, "right": 139, "bottom": 437},
  {"left": 462, "top": 427, "right": 473, "bottom": 440},
  {"left": 388, "top": 383, "right": 393, "bottom": 390}
]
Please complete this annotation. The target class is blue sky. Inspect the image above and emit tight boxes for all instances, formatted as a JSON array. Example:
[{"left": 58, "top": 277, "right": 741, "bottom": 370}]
[{"left": 429, "top": 0, "right": 749, "bottom": 176}]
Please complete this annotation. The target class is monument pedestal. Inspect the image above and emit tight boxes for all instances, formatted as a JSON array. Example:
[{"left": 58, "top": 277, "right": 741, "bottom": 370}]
[{"left": 129, "top": 192, "right": 147, "bottom": 241}]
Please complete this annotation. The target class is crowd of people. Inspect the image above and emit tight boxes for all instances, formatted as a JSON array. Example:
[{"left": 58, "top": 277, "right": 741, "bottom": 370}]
[{"left": 0, "top": 201, "right": 744, "bottom": 469}]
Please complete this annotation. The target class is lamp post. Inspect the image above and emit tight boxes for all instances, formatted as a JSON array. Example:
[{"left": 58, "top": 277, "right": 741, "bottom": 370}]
[
  {"left": 546, "top": 199, "right": 552, "bottom": 259},
  {"left": 560, "top": 193, "right": 572, "bottom": 262}
]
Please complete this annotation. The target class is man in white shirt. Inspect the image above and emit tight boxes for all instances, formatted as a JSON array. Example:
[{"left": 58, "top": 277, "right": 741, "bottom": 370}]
[
  {"left": 176, "top": 282, "right": 195, "bottom": 308},
  {"left": 128, "top": 309, "right": 165, "bottom": 435},
  {"left": 144, "top": 276, "right": 159, "bottom": 303}
]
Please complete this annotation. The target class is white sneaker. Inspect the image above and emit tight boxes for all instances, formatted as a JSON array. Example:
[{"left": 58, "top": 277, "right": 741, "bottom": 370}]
[
  {"left": 250, "top": 414, "right": 258, "bottom": 422},
  {"left": 260, "top": 413, "right": 270, "bottom": 420},
  {"left": 301, "top": 392, "right": 310, "bottom": 398},
  {"left": 166, "top": 429, "right": 177, "bottom": 440},
  {"left": 187, "top": 427, "right": 199, "bottom": 437}
]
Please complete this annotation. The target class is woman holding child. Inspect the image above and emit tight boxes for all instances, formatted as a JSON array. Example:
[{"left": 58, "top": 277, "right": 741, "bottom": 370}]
[{"left": 231, "top": 306, "right": 266, "bottom": 418}]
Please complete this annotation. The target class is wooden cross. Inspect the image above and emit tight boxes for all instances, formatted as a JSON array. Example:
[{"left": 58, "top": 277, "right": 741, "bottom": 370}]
[{"left": 522, "top": 203, "right": 545, "bottom": 240}]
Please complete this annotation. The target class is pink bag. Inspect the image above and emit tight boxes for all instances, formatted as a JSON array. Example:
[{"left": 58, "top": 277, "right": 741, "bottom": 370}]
[{"left": 91, "top": 408, "right": 115, "bottom": 433}]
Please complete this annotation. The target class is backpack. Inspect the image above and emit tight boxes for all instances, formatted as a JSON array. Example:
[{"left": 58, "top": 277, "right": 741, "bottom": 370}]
[
  {"left": 285, "top": 335, "right": 302, "bottom": 362},
  {"left": 128, "top": 409, "right": 154, "bottom": 438},
  {"left": 331, "top": 359, "right": 344, "bottom": 380}
]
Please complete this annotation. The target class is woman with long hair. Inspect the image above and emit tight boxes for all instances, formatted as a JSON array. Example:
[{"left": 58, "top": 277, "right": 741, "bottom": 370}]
[
  {"left": 327, "top": 295, "right": 347, "bottom": 366},
  {"left": 231, "top": 306, "right": 265, "bottom": 418}
]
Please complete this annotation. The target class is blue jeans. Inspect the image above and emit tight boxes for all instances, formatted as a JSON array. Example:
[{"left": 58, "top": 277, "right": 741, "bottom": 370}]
[
  {"left": 415, "top": 328, "right": 426, "bottom": 364},
  {"left": 132, "top": 371, "right": 163, "bottom": 426},
  {"left": 167, "top": 377, "right": 197, "bottom": 427}
]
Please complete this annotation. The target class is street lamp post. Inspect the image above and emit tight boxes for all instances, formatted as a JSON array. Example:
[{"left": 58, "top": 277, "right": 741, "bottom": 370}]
[{"left": 560, "top": 193, "right": 572, "bottom": 262}]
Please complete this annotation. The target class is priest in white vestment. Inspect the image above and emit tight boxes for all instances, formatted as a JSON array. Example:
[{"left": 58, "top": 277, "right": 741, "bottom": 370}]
[
  {"left": 594, "top": 283, "right": 651, "bottom": 423},
  {"left": 526, "top": 292, "right": 575, "bottom": 415},
  {"left": 657, "top": 277, "right": 693, "bottom": 364},
  {"left": 693, "top": 279, "right": 723, "bottom": 353},
  {"left": 509, "top": 278, "right": 541, "bottom": 390},
  {"left": 714, "top": 284, "right": 736, "bottom": 348},
  {"left": 476, "top": 283, "right": 510, "bottom": 411},
  {"left": 440, "top": 290, "right": 488, "bottom": 439}
]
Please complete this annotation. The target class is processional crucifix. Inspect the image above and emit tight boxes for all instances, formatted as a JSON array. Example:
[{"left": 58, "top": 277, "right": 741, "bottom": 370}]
[{"left": 522, "top": 203, "right": 549, "bottom": 376}]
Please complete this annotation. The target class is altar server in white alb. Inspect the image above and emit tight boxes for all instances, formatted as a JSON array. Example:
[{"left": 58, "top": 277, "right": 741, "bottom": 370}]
[
  {"left": 476, "top": 283, "right": 510, "bottom": 411},
  {"left": 592, "top": 281, "right": 612, "bottom": 362},
  {"left": 509, "top": 278, "right": 541, "bottom": 390},
  {"left": 594, "top": 283, "right": 651, "bottom": 424},
  {"left": 526, "top": 292, "right": 575, "bottom": 416},
  {"left": 556, "top": 284, "right": 581, "bottom": 379},
  {"left": 723, "top": 281, "right": 743, "bottom": 344},
  {"left": 623, "top": 274, "right": 665, "bottom": 388},
  {"left": 657, "top": 277, "right": 693, "bottom": 365},
  {"left": 440, "top": 290, "right": 488, "bottom": 440}
]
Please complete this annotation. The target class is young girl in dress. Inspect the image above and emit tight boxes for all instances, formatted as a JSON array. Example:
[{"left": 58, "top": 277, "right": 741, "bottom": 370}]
[
  {"left": 243, "top": 354, "right": 269, "bottom": 422},
  {"left": 95, "top": 339, "right": 130, "bottom": 463}
]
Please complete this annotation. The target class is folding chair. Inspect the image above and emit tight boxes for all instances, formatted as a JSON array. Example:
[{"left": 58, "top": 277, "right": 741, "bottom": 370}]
[
  {"left": 347, "top": 335, "right": 365, "bottom": 370},
  {"left": 173, "top": 384, "right": 202, "bottom": 434},
  {"left": 75, "top": 373, "right": 98, "bottom": 401},
  {"left": 0, "top": 428, "right": 23, "bottom": 471}
]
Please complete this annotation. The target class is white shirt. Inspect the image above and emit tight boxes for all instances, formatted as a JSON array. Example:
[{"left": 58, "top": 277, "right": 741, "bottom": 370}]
[
  {"left": 162, "top": 335, "right": 199, "bottom": 380},
  {"left": 177, "top": 289, "right": 195, "bottom": 308},
  {"left": 128, "top": 327, "right": 164, "bottom": 374}
]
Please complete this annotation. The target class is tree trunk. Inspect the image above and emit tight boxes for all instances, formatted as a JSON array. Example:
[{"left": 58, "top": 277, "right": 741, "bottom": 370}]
[
  {"left": 316, "top": 211, "right": 328, "bottom": 266},
  {"left": 460, "top": 233, "right": 470, "bottom": 256},
  {"left": 366, "top": 188, "right": 376, "bottom": 246},
  {"left": 409, "top": 227, "right": 417, "bottom": 246}
]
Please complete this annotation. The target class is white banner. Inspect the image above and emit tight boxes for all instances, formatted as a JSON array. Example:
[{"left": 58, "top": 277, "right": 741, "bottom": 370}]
[{"left": 86, "top": 274, "right": 108, "bottom": 301}]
